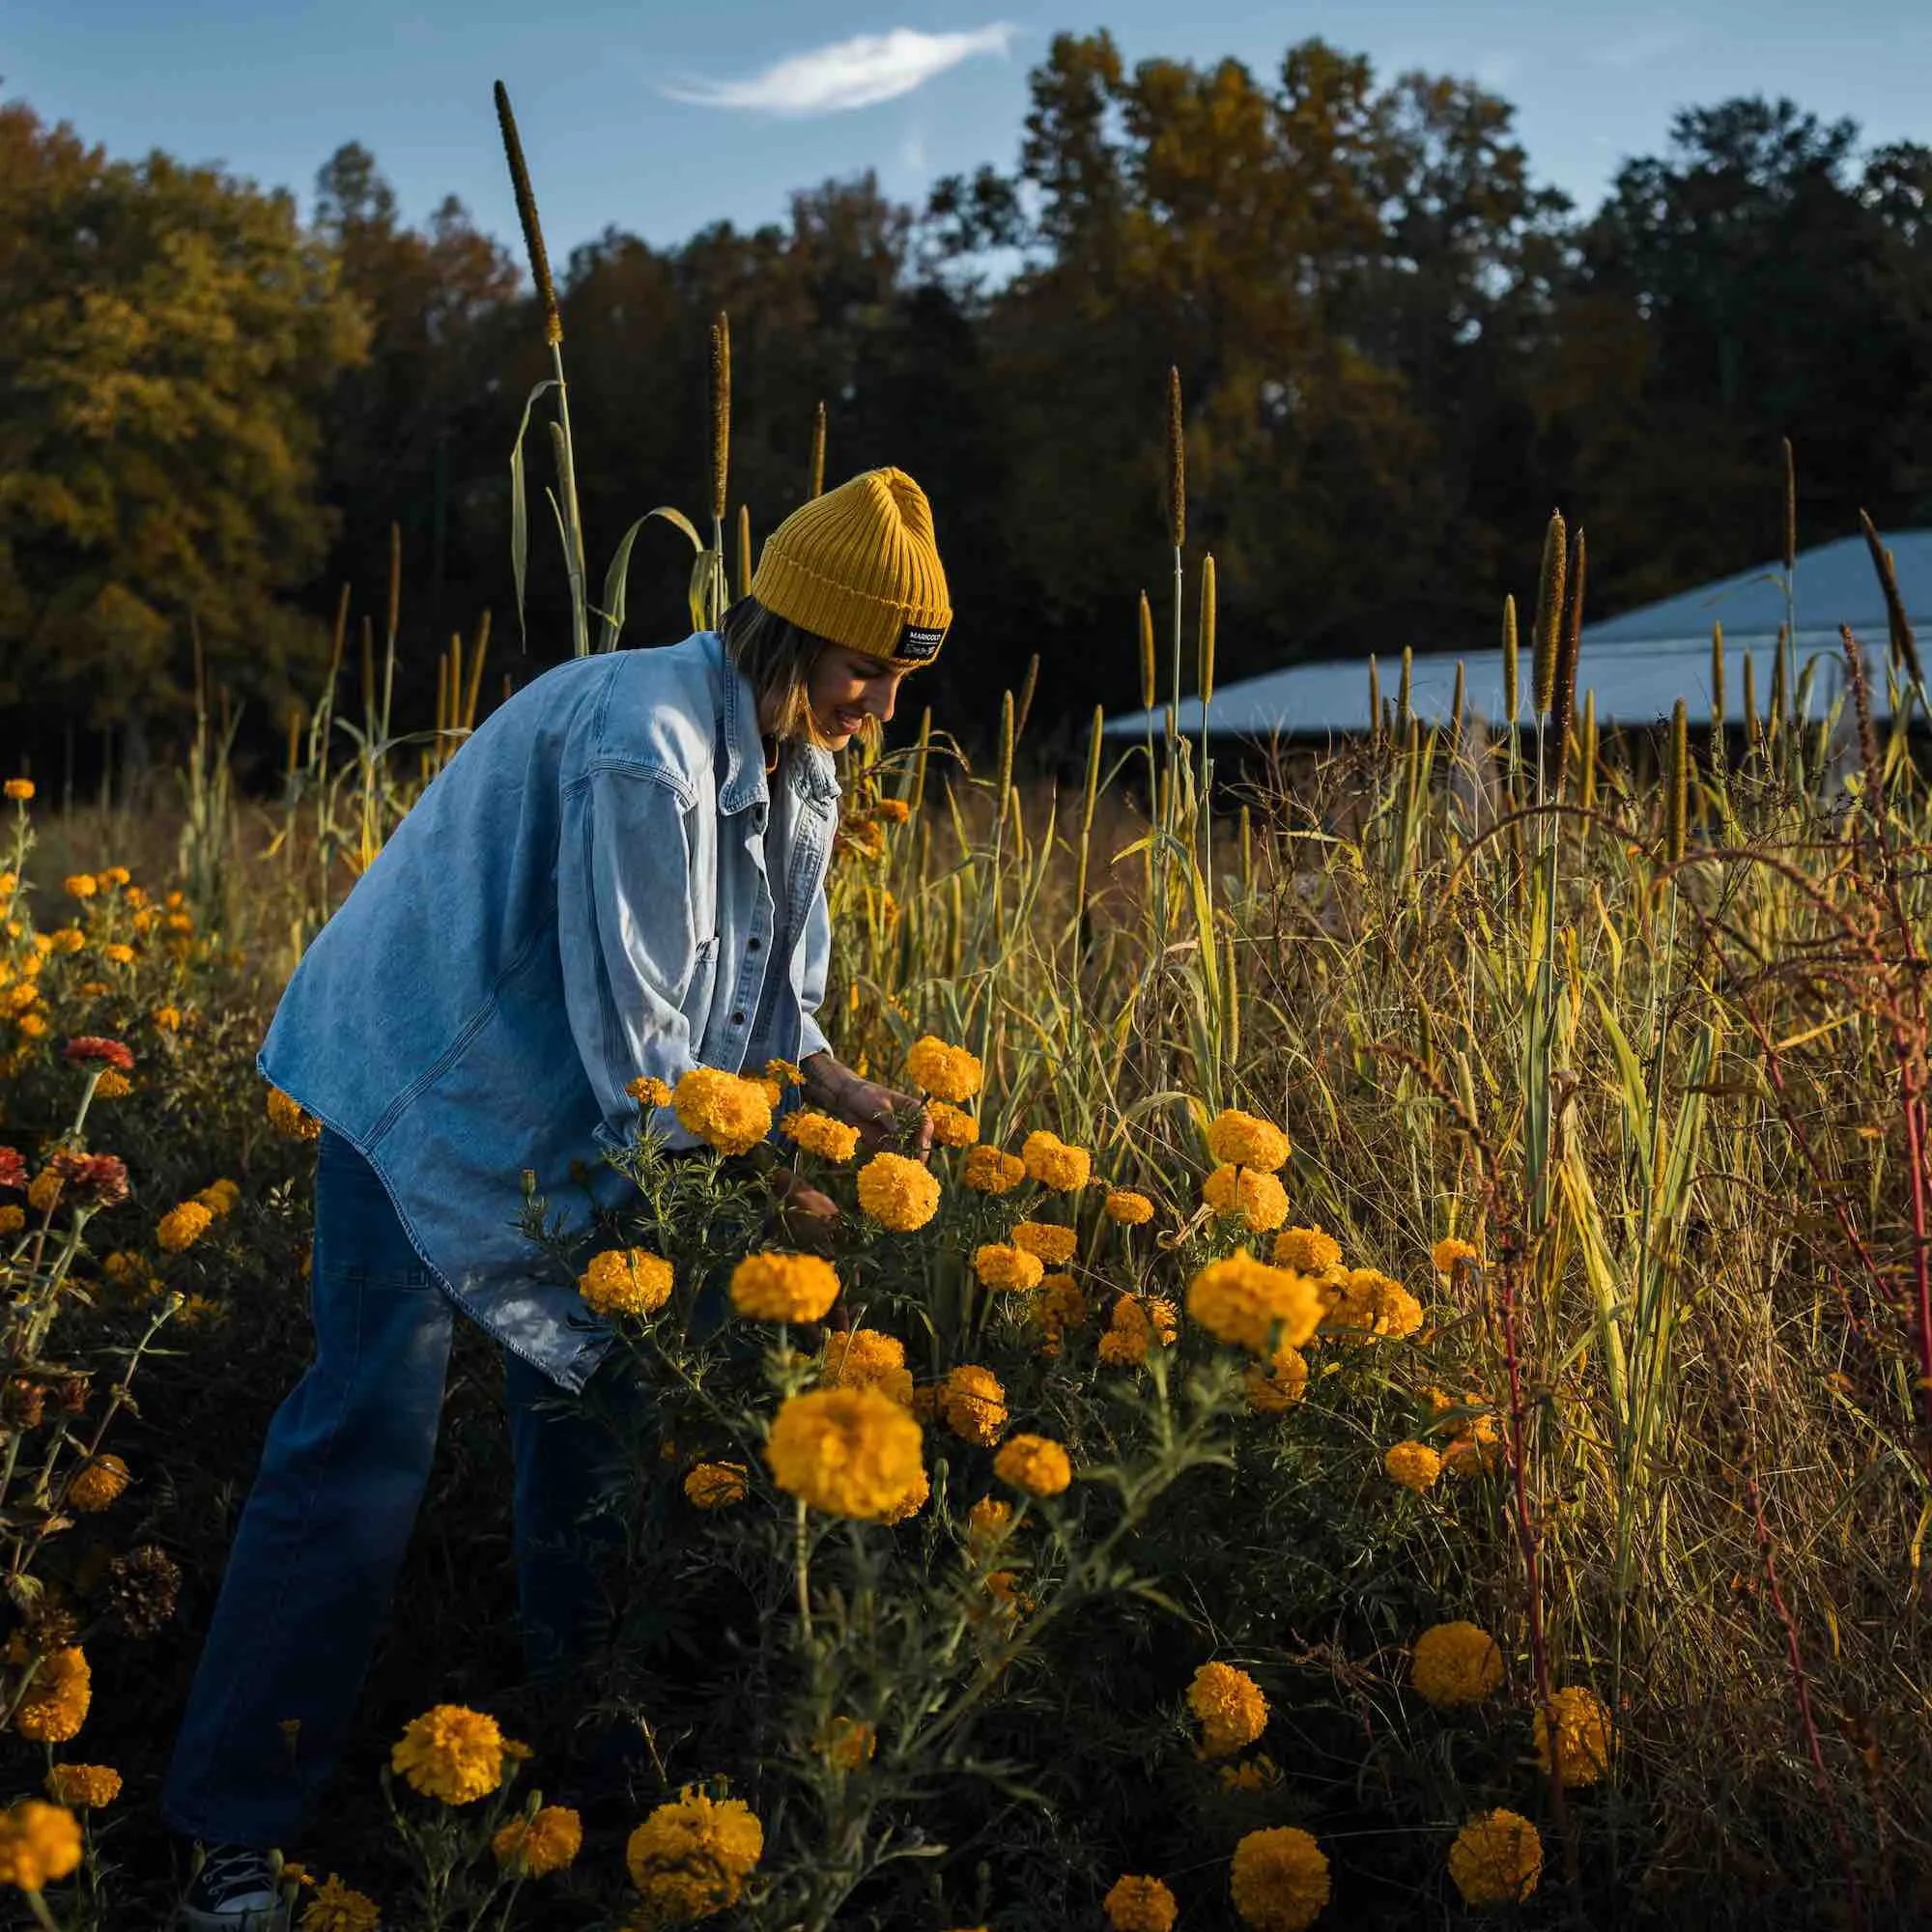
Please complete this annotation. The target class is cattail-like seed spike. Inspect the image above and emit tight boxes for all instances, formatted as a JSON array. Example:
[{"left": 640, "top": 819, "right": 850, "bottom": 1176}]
[
  {"left": 1451, "top": 659, "right": 1466, "bottom": 748},
  {"left": 1531, "top": 510, "right": 1567, "bottom": 715},
  {"left": 1199, "top": 554, "right": 1217, "bottom": 703},
  {"left": 1138, "top": 591, "right": 1156, "bottom": 711},
  {"left": 1665, "top": 697, "right": 1689, "bottom": 865},
  {"left": 1166, "top": 365, "right": 1185, "bottom": 551},
  {"left": 996, "top": 689, "right": 1014, "bottom": 808},
  {"left": 1743, "top": 650, "right": 1759, "bottom": 749},
  {"left": 1710, "top": 622, "right": 1725, "bottom": 722},
  {"left": 1082, "top": 703, "right": 1104, "bottom": 832},
  {"left": 1502, "top": 593, "right": 1520, "bottom": 726},
  {"left": 1015, "top": 653, "right": 1040, "bottom": 741},
  {"left": 1550, "top": 526, "right": 1585, "bottom": 735},
  {"left": 1579, "top": 690, "right": 1597, "bottom": 810},
  {"left": 709, "top": 313, "right": 731, "bottom": 526},
  {"left": 809, "top": 400, "right": 826, "bottom": 500},
  {"left": 1770, "top": 625, "right": 1788, "bottom": 739},
  {"left": 736, "top": 504, "right": 752, "bottom": 602},
  {"left": 1859, "top": 509, "right": 1923, "bottom": 690},
  {"left": 1368, "top": 655, "right": 1381, "bottom": 749},
  {"left": 1398, "top": 645, "right": 1413, "bottom": 731},
  {"left": 494, "top": 82, "right": 561, "bottom": 346}
]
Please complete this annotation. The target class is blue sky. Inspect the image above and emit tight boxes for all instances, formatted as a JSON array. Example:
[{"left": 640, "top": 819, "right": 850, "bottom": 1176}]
[{"left": 7, "top": 2, "right": 1930, "bottom": 270}]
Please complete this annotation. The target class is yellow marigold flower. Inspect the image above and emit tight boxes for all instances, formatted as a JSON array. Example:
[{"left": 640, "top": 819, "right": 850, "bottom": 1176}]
[
  {"left": 27, "top": 1169, "right": 62, "bottom": 1213},
  {"left": 756, "top": 1077, "right": 783, "bottom": 1106},
  {"left": 390, "top": 1703, "right": 507, "bottom": 1804},
  {"left": 1448, "top": 1808, "right": 1542, "bottom": 1907},
  {"left": 0, "top": 1800, "right": 82, "bottom": 1891},
  {"left": 266, "top": 1086, "right": 322, "bottom": 1141},
  {"left": 1411, "top": 1621, "right": 1504, "bottom": 1708},
  {"left": 765, "top": 1058, "right": 805, "bottom": 1088},
  {"left": 1103, "top": 1874, "right": 1178, "bottom": 1932},
  {"left": 938, "top": 1365, "right": 1008, "bottom": 1446},
  {"left": 820, "top": 1327, "right": 913, "bottom": 1406},
  {"left": 1188, "top": 1661, "right": 1268, "bottom": 1759},
  {"left": 874, "top": 796, "right": 911, "bottom": 823},
  {"left": 925, "top": 1099, "right": 980, "bottom": 1148},
  {"left": 101, "top": 943, "right": 135, "bottom": 965},
  {"left": 195, "top": 1178, "right": 241, "bottom": 1217},
  {"left": 1205, "top": 1109, "right": 1291, "bottom": 1175},
  {"left": 1217, "top": 1753, "right": 1281, "bottom": 1792},
  {"left": 64, "top": 874, "right": 97, "bottom": 898},
  {"left": 979, "top": 1568, "right": 1030, "bottom": 1623},
  {"left": 15, "top": 1647, "right": 90, "bottom": 1743},
  {"left": 1316, "top": 1268, "right": 1423, "bottom": 1343},
  {"left": 158, "top": 1206, "right": 215, "bottom": 1252},
  {"left": 765, "top": 1386, "right": 925, "bottom": 1520},
  {"left": 1104, "top": 1188, "right": 1154, "bottom": 1225},
  {"left": 300, "top": 1873, "right": 382, "bottom": 1930},
  {"left": 903, "top": 1035, "right": 982, "bottom": 1102},
  {"left": 1230, "top": 1825, "right": 1330, "bottom": 1930},
  {"left": 1097, "top": 1296, "right": 1151, "bottom": 1368},
  {"left": 974, "top": 1242, "right": 1044, "bottom": 1293},
  {"left": 781, "top": 1108, "right": 860, "bottom": 1162},
  {"left": 1433, "top": 1236, "right": 1481, "bottom": 1277},
  {"left": 730, "top": 1251, "right": 840, "bottom": 1322},
  {"left": 1245, "top": 1345, "right": 1309, "bottom": 1414},
  {"left": 672, "top": 1066, "right": 773, "bottom": 1156},
  {"left": 1037, "top": 1272, "right": 1087, "bottom": 1333},
  {"left": 44, "top": 1763, "right": 119, "bottom": 1808},
  {"left": 152, "top": 1005, "right": 182, "bottom": 1032},
  {"left": 819, "top": 1716, "right": 877, "bottom": 1770},
  {"left": 0, "top": 1207, "right": 23, "bottom": 1234},
  {"left": 961, "top": 1146, "right": 1024, "bottom": 1194},
  {"left": 1010, "top": 1219, "right": 1076, "bottom": 1264},
  {"left": 1383, "top": 1441, "right": 1442, "bottom": 1492},
  {"left": 579, "top": 1248, "right": 673, "bottom": 1318},
  {"left": 1533, "top": 1685, "right": 1614, "bottom": 1787},
  {"left": 683, "top": 1462, "right": 750, "bottom": 1510},
  {"left": 626, "top": 1073, "right": 673, "bottom": 1109},
  {"left": 68, "top": 1453, "right": 130, "bottom": 1512},
  {"left": 993, "top": 1433, "right": 1071, "bottom": 1497},
  {"left": 15, "top": 1013, "right": 46, "bottom": 1039},
  {"left": 1203, "top": 1163, "right": 1290, "bottom": 1233},
  {"left": 94, "top": 1069, "right": 131, "bottom": 1098},
  {"left": 3, "top": 780, "right": 32, "bottom": 801},
  {"left": 855, "top": 1151, "right": 940, "bottom": 1231},
  {"left": 966, "top": 1495, "right": 1013, "bottom": 1551},
  {"left": 1186, "top": 1252, "right": 1321, "bottom": 1353},
  {"left": 491, "top": 1804, "right": 582, "bottom": 1877},
  {"left": 1020, "top": 1129, "right": 1090, "bottom": 1192},
  {"left": 626, "top": 1786, "right": 763, "bottom": 1921},
  {"left": 875, "top": 1458, "right": 929, "bottom": 1524},
  {"left": 99, "top": 867, "right": 129, "bottom": 888}
]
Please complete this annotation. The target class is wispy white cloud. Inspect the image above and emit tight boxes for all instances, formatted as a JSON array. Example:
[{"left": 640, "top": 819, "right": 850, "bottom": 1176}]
[
  {"left": 661, "top": 24, "right": 1019, "bottom": 115},
  {"left": 1589, "top": 23, "right": 1697, "bottom": 71}
]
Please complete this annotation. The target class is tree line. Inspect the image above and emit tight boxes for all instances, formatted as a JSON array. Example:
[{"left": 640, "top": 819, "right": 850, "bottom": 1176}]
[{"left": 3, "top": 30, "right": 1929, "bottom": 783}]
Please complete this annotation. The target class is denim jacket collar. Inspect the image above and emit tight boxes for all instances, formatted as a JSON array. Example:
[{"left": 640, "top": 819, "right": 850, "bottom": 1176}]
[{"left": 714, "top": 633, "right": 841, "bottom": 815}]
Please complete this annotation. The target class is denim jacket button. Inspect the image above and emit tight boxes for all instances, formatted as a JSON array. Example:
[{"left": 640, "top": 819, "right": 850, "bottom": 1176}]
[{"left": 731, "top": 1009, "right": 746, "bottom": 1026}]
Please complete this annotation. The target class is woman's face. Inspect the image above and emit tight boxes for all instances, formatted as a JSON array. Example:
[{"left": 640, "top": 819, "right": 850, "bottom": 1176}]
[{"left": 808, "top": 647, "right": 908, "bottom": 749}]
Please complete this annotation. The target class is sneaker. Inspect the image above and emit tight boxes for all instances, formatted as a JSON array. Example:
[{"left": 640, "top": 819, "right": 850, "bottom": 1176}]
[{"left": 178, "top": 1842, "right": 288, "bottom": 1929}]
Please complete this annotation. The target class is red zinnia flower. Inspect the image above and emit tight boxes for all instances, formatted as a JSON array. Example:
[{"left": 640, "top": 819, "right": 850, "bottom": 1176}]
[
  {"left": 45, "top": 1149, "right": 129, "bottom": 1209},
  {"left": 63, "top": 1037, "right": 134, "bottom": 1073},
  {"left": 0, "top": 1147, "right": 24, "bottom": 1191}
]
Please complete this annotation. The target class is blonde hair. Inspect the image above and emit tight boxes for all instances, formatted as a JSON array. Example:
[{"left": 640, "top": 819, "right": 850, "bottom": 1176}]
[{"left": 719, "top": 598, "right": 883, "bottom": 756}]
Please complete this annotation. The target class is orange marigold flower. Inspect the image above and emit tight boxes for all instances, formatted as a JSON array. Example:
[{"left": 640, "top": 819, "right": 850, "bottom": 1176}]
[
  {"left": 1230, "top": 1825, "right": 1330, "bottom": 1930},
  {"left": 578, "top": 1248, "right": 673, "bottom": 1319},
  {"left": 820, "top": 1327, "right": 914, "bottom": 1406},
  {"left": 781, "top": 1108, "right": 861, "bottom": 1162},
  {"left": 1411, "top": 1621, "right": 1504, "bottom": 1708},
  {"left": 856, "top": 1151, "right": 940, "bottom": 1231},
  {"left": 1186, "top": 1252, "right": 1321, "bottom": 1353},
  {"left": 961, "top": 1146, "right": 1024, "bottom": 1194},
  {"left": 819, "top": 1715, "right": 877, "bottom": 1769},
  {"left": 966, "top": 1495, "right": 1013, "bottom": 1551},
  {"left": 1448, "top": 1808, "right": 1542, "bottom": 1907},
  {"left": 1383, "top": 1441, "right": 1442, "bottom": 1492},
  {"left": 925, "top": 1099, "right": 980, "bottom": 1148},
  {"left": 625, "top": 1073, "right": 673, "bottom": 1110},
  {"left": 44, "top": 1763, "right": 119, "bottom": 1808},
  {"left": 903, "top": 1035, "right": 982, "bottom": 1102},
  {"left": 764, "top": 1387, "right": 925, "bottom": 1520},
  {"left": 683, "top": 1462, "right": 750, "bottom": 1510},
  {"left": 64, "top": 874, "right": 97, "bottom": 898},
  {"left": 390, "top": 1703, "right": 506, "bottom": 1804},
  {"left": 68, "top": 1453, "right": 130, "bottom": 1512},
  {"left": 14, "top": 1647, "right": 90, "bottom": 1743},
  {"left": 1245, "top": 1345, "right": 1309, "bottom": 1414},
  {"left": 992, "top": 1433, "right": 1071, "bottom": 1497},
  {"left": 974, "top": 1242, "right": 1043, "bottom": 1293},
  {"left": 1432, "top": 1236, "right": 1482, "bottom": 1277},
  {"left": 1187, "top": 1661, "right": 1268, "bottom": 1759},
  {"left": 626, "top": 1786, "right": 763, "bottom": 1922},
  {"left": 1316, "top": 1268, "right": 1423, "bottom": 1343},
  {"left": 672, "top": 1067, "right": 773, "bottom": 1156},
  {"left": 0, "top": 1800, "right": 82, "bottom": 1890},
  {"left": 1010, "top": 1219, "right": 1076, "bottom": 1264},
  {"left": 3, "top": 780, "right": 33, "bottom": 802},
  {"left": 729, "top": 1251, "right": 840, "bottom": 1322},
  {"left": 299, "top": 1872, "right": 382, "bottom": 1930},
  {"left": 1533, "top": 1685, "right": 1614, "bottom": 1786},
  {"left": 1020, "top": 1129, "right": 1090, "bottom": 1192},
  {"left": 1103, "top": 1874, "right": 1178, "bottom": 1932},
  {"left": 938, "top": 1364, "right": 1008, "bottom": 1446},
  {"left": 1103, "top": 1188, "right": 1154, "bottom": 1225},
  {"left": 1202, "top": 1163, "right": 1290, "bottom": 1233},
  {"left": 156, "top": 1201, "right": 213, "bottom": 1253},
  {"left": 266, "top": 1087, "right": 322, "bottom": 1141},
  {"left": 1205, "top": 1109, "right": 1291, "bottom": 1174},
  {"left": 491, "top": 1804, "right": 582, "bottom": 1876}
]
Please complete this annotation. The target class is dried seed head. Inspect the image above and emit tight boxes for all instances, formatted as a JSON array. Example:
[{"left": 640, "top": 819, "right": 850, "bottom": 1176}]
[
  {"left": 105, "top": 1544, "right": 182, "bottom": 1638},
  {"left": 810, "top": 400, "right": 827, "bottom": 501},
  {"left": 1166, "top": 365, "right": 1185, "bottom": 551},
  {"left": 1530, "top": 510, "right": 1568, "bottom": 716},
  {"left": 737, "top": 504, "right": 753, "bottom": 602},
  {"left": 1665, "top": 697, "right": 1689, "bottom": 864},
  {"left": 1138, "top": 591, "right": 1156, "bottom": 711},
  {"left": 493, "top": 82, "right": 560, "bottom": 347},
  {"left": 1551, "top": 526, "right": 1585, "bottom": 735},
  {"left": 1860, "top": 509, "right": 1923, "bottom": 690},
  {"left": 1580, "top": 690, "right": 1597, "bottom": 810},
  {"left": 709, "top": 312, "right": 731, "bottom": 525},
  {"left": 1502, "top": 594, "right": 1520, "bottom": 726},
  {"left": 1199, "top": 554, "right": 1217, "bottom": 704}
]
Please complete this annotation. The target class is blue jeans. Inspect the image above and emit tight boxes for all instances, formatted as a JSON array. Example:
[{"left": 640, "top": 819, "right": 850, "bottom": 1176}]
[{"left": 162, "top": 1128, "right": 628, "bottom": 1850}]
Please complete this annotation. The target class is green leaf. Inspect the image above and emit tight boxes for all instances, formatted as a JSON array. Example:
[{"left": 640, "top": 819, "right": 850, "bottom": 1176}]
[
  {"left": 596, "top": 509, "right": 705, "bottom": 652},
  {"left": 507, "top": 379, "right": 559, "bottom": 647}
]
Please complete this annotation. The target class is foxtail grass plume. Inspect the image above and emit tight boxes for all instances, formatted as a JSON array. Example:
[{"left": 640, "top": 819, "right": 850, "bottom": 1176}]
[
  {"left": 1860, "top": 508, "right": 1924, "bottom": 688},
  {"left": 1665, "top": 696, "right": 1689, "bottom": 864},
  {"left": 1710, "top": 623, "right": 1727, "bottom": 767},
  {"left": 1199, "top": 554, "right": 1217, "bottom": 702},
  {"left": 737, "top": 504, "right": 752, "bottom": 601},
  {"left": 1166, "top": 365, "right": 1185, "bottom": 551},
  {"left": 1770, "top": 626, "right": 1788, "bottom": 739},
  {"left": 810, "top": 399, "right": 827, "bottom": 500},
  {"left": 1551, "top": 526, "right": 1585, "bottom": 748},
  {"left": 1397, "top": 645, "right": 1413, "bottom": 731},
  {"left": 1367, "top": 656, "right": 1381, "bottom": 750},
  {"left": 996, "top": 689, "right": 1015, "bottom": 808},
  {"left": 710, "top": 312, "right": 731, "bottom": 525},
  {"left": 1530, "top": 510, "right": 1568, "bottom": 716},
  {"left": 494, "top": 82, "right": 560, "bottom": 346},
  {"left": 1743, "top": 648, "right": 1759, "bottom": 747},
  {"left": 1450, "top": 659, "right": 1465, "bottom": 745},
  {"left": 1138, "top": 592, "right": 1156, "bottom": 710},
  {"left": 1502, "top": 594, "right": 1520, "bottom": 726}
]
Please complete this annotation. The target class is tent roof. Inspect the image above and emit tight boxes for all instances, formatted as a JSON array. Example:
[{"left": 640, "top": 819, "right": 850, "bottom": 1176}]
[{"left": 1104, "top": 527, "right": 1932, "bottom": 738}]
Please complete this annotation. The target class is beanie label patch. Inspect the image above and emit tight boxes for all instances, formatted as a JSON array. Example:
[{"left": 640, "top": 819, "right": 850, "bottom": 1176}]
[{"left": 894, "top": 622, "right": 947, "bottom": 664}]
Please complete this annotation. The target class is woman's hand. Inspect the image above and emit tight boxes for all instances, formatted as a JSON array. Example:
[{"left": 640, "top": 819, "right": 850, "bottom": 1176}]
[
  {"left": 801, "top": 1053, "right": 933, "bottom": 1159},
  {"left": 769, "top": 1165, "right": 839, "bottom": 1253}
]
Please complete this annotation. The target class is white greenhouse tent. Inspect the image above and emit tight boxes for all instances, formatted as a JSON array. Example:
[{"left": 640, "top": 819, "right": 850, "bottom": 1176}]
[{"left": 1103, "top": 528, "right": 1932, "bottom": 742}]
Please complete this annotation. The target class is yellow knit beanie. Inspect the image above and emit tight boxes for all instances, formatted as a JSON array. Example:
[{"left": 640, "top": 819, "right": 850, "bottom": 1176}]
[{"left": 751, "top": 467, "right": 951, "bottom": 668}]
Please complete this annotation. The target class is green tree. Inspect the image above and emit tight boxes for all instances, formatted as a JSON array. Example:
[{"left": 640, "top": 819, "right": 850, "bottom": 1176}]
[{"left": 0, "top": 100, "right": 368, "bottom": 767}]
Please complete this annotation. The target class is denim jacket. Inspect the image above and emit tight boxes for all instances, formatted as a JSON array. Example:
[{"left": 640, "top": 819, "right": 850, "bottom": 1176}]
[{"left": 259, "top": 630, "right": 839, "bottom": 1391}]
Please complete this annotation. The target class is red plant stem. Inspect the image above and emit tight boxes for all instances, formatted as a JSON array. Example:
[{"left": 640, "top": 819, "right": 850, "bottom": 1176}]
[{"left": 1742, "top": 1456, "right": 1865, "bottom": 1928}]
